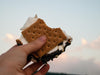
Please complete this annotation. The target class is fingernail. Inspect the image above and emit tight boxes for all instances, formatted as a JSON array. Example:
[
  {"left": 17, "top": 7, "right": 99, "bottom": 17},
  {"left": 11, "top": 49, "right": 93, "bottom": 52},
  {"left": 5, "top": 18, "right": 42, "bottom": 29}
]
[{"left": 38, "top": 35, "right": 46, "bottom": 42}]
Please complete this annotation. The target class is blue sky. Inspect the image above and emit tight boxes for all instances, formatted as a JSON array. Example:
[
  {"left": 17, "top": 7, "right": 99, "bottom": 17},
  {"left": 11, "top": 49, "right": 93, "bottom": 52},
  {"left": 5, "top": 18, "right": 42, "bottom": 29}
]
[
  {"left": 0, "top": 0, "right": 100, "bottom": 75},
  {"left": 0, "top": 0, "right": 100, "bottom": 42}
]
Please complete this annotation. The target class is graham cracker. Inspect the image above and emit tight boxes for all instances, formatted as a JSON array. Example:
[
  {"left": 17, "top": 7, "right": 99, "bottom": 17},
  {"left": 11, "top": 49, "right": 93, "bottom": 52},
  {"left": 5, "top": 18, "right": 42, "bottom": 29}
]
[{"left": 22, "top": 18, "right": 67, "bottom": 58}]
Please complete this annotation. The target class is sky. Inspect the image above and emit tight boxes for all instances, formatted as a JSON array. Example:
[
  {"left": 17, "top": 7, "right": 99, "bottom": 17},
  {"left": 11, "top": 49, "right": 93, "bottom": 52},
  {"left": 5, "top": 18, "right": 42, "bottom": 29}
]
[{"left": 0, "top": 0, "right": 100, "bottom": 75}]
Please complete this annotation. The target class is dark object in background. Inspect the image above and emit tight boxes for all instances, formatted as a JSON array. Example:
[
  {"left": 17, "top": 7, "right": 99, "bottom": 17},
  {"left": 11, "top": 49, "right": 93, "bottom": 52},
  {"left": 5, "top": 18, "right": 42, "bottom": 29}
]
[
  {"left": 32, "top": 72, "right": 81, "bottom": 75},
  {"left": 46, "top": 72, "right": 80, "bottom": 75}
]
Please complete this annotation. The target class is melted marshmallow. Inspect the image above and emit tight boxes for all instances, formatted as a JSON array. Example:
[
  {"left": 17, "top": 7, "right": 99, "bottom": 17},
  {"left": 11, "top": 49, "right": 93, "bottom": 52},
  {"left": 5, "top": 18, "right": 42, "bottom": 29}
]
[
  {"left": 48, "top": 29, "right": 72, "bottom": 54},
  {"left": 21, "top": 15, "right": 38, "bottom": 30}
]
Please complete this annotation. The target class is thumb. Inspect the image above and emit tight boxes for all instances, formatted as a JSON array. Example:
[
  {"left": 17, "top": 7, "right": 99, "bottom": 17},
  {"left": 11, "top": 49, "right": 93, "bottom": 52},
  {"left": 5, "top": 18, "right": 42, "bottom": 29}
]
[{"left": 20, "top": 35, "right": 46, "bottom": 55}]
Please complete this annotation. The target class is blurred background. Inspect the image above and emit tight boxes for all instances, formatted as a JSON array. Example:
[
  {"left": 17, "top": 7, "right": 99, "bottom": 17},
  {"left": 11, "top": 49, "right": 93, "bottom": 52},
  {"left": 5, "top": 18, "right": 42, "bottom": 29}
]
[{"left": 0, "top": 0, "right": 100, "bottom": 75}]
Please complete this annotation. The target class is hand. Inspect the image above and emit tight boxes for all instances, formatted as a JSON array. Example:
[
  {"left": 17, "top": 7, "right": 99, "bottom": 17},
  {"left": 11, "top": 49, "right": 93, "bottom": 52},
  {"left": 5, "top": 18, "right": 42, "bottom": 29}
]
[{"left": 0, "top": 36, "right": 49, "bottom": 75}]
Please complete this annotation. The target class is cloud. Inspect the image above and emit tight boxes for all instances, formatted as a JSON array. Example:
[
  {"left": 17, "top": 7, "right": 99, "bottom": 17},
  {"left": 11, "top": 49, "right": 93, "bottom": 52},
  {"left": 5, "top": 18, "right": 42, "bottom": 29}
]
[
  {"left": 6, "top": 33, "right": 15, "bottom": 40},
  {"left": 67, "top": 36, "right": 100, "bottom": 63},
  {"left": 88, "top": 36, "right": 100, "bottom": 50},
  {"left": 81, "top": 38, "right": 88, "bottom": 45},
  {"left": 72, "top": 36, "right": 100, "bottom": 51},
  {"left": 48, "top": 53, "right": 100, "bottom": 75},
  {"left": 3, "top": 33, "right": 18, "bottom": 45}
]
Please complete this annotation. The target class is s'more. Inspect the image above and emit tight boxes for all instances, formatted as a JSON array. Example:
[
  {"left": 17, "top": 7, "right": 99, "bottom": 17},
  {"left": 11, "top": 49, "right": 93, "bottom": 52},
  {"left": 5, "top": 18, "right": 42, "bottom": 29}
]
[{"left": 16, "top": 15, "right": 72, "bottom": 63}]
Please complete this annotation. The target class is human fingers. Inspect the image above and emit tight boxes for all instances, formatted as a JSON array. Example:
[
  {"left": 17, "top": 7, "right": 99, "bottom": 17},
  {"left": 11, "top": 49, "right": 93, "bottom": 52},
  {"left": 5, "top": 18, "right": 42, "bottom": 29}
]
[
  {"left": 34, "top": 64, "right": 50, "bottom": 75},
  {"left": 24, "top": 62, "right": 43, "bottom": 75},
  {"left": 19, "top": 35, "right": 46, "bottom": 55}
]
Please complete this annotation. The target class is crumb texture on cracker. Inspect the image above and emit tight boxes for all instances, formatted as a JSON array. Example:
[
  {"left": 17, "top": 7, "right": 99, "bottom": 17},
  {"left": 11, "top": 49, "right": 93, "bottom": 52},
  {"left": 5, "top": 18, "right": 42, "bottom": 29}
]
[{"left": 22, "top": 18, "right": 67, "bottom": 58}]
